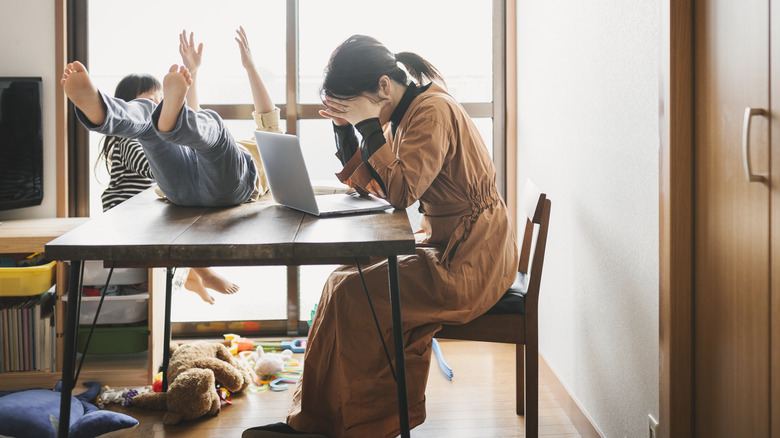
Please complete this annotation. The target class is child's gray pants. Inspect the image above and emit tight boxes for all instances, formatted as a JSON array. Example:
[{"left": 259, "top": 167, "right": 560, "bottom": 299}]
[{"left": 75, "top": 92, "right": 256, "bottom": 207}]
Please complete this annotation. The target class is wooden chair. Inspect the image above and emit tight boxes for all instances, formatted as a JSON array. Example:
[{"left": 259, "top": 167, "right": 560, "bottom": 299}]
[{"left": 435, "top": 179, "right": 551, "bottom": 438}]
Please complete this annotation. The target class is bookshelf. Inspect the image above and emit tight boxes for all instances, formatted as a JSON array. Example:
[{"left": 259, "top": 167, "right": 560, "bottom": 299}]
[{"left": 0, "top": 218, "right": 164, "bottom": 390}]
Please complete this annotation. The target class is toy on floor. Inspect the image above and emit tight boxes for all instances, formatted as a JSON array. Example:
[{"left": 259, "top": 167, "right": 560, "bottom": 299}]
[
  {"left": 431, "top": 338, "right": 454, "bottom": 380},
  {"left": 129, "top": 341, "right": 252, "bottom": 425},
  {"left": 223, "top": 333, "right": 255, "bottom": 355},
  {"left": 96, "top": 385, "right": 152, "bottom": 409},
  {"left": 151, "top": 371, "right": 164, "bottom": 392},
  {"left": 0, "top": 381, "right": 139, "bottom": 438},
  {"left": 257, "top": 338, "right": 307, "bottom": 353},
  {"left": 253, "top": 346, "right": 293, "bottom": 379},
  {"left": 237, "top": 345, "right": 301, "bottom": 392}
]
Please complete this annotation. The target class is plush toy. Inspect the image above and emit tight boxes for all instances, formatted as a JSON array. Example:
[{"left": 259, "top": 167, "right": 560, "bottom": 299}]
[
  {"left": 250, "top": 346, "right": 293, "bottom": 379},
  {"left": 97, "top": 385, "right": 151, "bottom": 409},
  {"left": 130, "top": 341, "right": 252, "bottom": 425},
  {"left": 0, "top": 381, "right": 138, "bottom": 438}
]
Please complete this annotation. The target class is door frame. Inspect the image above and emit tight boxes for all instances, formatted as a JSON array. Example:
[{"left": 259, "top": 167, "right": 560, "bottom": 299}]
[{"left": 659, "top": 1, "right": 694, "bottom": 437}]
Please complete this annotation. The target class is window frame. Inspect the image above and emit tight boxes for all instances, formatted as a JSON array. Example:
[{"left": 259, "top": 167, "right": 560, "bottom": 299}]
[{"left": 63, "top": 0, "right": 511, "bottom": 336}]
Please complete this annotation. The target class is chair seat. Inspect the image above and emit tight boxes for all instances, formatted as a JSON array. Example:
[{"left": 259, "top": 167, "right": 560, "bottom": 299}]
[{"left": 487, "top": 271, "right": 528, "bottom": 315}]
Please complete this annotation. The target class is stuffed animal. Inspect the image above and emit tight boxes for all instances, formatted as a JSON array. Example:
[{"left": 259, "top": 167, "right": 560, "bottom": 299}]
[
  {"left": 0, "top": 381, "right": 138, "bottom": 438},
  {"left": 250, "top": 346, "right": 293, "bottom": 379},
  {"left": 130, "top": 341, "right": 252, "bottom": 425},
  {"left": 97, "top": 385, "right": 151, "bottom": 409}
]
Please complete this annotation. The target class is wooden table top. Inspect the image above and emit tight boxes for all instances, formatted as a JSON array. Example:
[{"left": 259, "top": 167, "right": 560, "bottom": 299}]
[{"left": 44, "top": 188, "right": 415, "bottom": 267}]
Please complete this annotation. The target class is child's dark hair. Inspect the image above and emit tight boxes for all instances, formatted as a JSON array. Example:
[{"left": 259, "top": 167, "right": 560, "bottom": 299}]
[
  {"left": 97, "top": 74, "right": 161, "bottom": 171},
  {"left": 321, "top": 35, "right": 444, "bottom": 98},
  {"left": 113, "top": 73, "right": 161, "bottom": 103}
]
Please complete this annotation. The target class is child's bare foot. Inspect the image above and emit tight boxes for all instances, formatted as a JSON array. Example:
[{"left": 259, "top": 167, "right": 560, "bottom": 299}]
[
  {"left": 158, "top": 64, "right": 192, "bottom": 132},
  {"left": 194, "top": 267, "right": 240, "bottom": 295},
  {"left": 184, "top": 270, "right": 216, "bottom": 305},
  {"left": 61, "top": 61, "right": 106, "bottom": 125}
]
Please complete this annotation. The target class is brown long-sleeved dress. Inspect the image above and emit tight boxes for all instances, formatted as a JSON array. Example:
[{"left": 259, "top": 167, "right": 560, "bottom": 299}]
[{"left": 287, "top": 83, "right": 519, "bottom": 438}]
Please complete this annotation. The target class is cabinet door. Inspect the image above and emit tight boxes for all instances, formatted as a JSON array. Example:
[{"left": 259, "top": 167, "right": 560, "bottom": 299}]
[
  {"left": 771, "top": 1, "right": 780, "bottom": 434},
  {"left": 693, "top": 0, "right": 771, "bottom": 436}
]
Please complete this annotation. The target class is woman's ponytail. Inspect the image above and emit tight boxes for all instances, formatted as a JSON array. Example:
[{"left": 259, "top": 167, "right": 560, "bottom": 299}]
[{"left": 394, "top": 51, "right": 444, "bottom": 87}]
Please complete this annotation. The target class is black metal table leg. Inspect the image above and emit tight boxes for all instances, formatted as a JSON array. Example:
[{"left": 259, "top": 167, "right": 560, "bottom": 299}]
[
  {"left": 161, "top": 267, "right": 173, "bottom": 391},
  {"left": 58, "top": 260, "right": 83, "bottom": 438},
  {"left": 387, "top": 256, "right": 410, "bottom": 438}
]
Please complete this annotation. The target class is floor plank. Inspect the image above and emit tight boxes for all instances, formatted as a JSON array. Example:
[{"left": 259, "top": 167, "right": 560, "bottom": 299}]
[{"left": 104, "top": 340, "right": 581, "bottom": 437}]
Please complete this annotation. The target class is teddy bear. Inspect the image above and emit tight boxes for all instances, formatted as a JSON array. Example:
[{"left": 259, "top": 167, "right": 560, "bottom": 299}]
[{"left": 130, "top": 341, "right": 252, "bottom": 425}]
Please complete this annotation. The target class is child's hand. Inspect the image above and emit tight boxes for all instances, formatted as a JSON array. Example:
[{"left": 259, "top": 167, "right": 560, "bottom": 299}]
[
  {"left": 179, "top": 30, "right": 203, "bottom": 74},
  {"left": 235, "top": 26, "right": 255, "bottom": 70}
]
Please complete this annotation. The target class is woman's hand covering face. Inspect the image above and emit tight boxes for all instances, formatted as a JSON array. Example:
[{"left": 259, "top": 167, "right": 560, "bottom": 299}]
[{"left": 321, "top": 94, "right": 390, "bottom": 126}]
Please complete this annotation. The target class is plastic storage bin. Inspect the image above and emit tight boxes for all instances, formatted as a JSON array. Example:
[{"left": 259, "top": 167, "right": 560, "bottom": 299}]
[
  {"left": 0, "top": 261, "right": 56, "bottom": 296},
  {"left": 62, "top": 293, "right": 149, "bottom": 324},
  {"left": 77, "top": 325, "right": 149, "bottom": 354},
  {"left": 82, "top": 261, "right": 147, "bottom": 286}
]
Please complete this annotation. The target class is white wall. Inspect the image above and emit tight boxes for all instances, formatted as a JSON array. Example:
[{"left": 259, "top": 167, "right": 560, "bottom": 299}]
[
  {"left": 0, "top": 0, "right": 58, "bottom": 220},
  {"left": 516, "top": 1, "right": 659, "bottom": 437}
]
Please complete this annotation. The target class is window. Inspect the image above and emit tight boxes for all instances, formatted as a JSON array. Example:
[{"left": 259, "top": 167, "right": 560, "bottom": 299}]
[{"left": 73, "top": 0, "right": 506, "bottom": 335}]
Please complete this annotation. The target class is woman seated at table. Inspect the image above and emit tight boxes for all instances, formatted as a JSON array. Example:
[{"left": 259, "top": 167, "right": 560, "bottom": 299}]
[{"left": 243, "top": 34, "right": 519, "bottom": 438}]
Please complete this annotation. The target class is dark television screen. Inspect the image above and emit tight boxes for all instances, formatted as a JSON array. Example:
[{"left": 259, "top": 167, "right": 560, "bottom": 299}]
[{"left": 0, "top": 77, "right": 43, "bottom": 211}]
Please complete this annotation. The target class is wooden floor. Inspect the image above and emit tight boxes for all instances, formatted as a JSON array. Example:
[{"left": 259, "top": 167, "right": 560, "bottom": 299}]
[{"left": 105, "top": 340, "right": 581, "bottom": 437}]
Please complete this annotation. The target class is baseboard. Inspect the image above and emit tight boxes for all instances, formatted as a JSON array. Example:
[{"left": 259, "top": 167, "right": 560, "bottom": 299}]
[{"left": 539, "top": 355, "right": 603, "bottom": 438}]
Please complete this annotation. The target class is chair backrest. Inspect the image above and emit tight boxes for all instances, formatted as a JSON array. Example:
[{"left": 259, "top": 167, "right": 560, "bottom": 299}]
[{"left": 517, "top": 179, "right": 551, "bottom": 306}]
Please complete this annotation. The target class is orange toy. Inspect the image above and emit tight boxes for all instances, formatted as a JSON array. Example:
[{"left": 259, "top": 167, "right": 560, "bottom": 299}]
[{"left": 223, "top": 333, "right": 254, "bottom": 354}]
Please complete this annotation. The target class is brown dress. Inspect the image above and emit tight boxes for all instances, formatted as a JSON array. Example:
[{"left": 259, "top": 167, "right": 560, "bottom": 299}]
[{"left": 287, "top": 83, "right": 519, "bottom": 437}]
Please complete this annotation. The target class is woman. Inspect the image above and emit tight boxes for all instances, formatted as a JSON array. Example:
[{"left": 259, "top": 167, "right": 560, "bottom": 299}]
[{"left": 244, "top": 35, "right": 518, "bottom": 438}]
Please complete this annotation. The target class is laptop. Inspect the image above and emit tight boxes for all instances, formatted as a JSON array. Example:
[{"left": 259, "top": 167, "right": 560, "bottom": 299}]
[{"left": 253, "top": 130, "right": 393, "bottom": 217}]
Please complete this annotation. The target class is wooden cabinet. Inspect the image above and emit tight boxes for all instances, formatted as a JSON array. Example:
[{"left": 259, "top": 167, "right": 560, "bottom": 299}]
[
  {"left": 0, "top": 218, "right": 164, "bottom": 390},
  {"left": 693, "top": 1, "right": 779, "bottom": 435}
]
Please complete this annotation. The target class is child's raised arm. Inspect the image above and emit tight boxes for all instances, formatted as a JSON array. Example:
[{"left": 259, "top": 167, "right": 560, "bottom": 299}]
[
  {"left": 235, "top": 26, "right": 274, "bottom": 115},
  {"left": 179, "top": 29, "right": 203, "bottom": 111}
]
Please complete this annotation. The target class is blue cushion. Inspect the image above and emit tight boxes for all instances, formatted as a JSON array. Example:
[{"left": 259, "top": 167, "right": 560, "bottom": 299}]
[
  {"left": 0, "top": 381, "right": 138, "bottom": 438},
  {"left": 486, "top": 272, "right": 527, "bottom": 315}
]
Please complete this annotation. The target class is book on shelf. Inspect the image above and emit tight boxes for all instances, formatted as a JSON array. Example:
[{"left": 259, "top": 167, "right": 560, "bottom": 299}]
[
  {"left": 22, "top": 306, "right": 29, "bottom": 371},
  {"left": 1, "top": 309, "right": 5, "bottom": 372},
  {"left": 11, "top": 309, "right": 17, "bottom": 371},
  {"left": 0, "top": 288, "right": 57, "bottom": 373}
]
